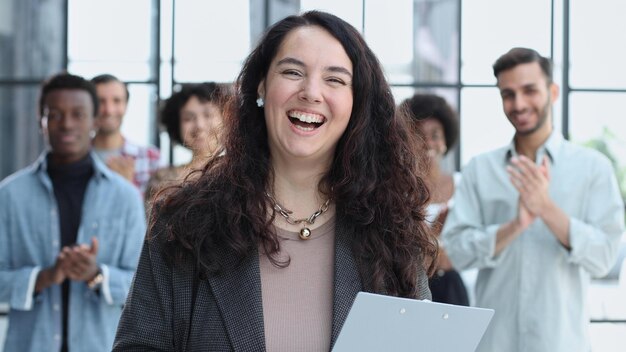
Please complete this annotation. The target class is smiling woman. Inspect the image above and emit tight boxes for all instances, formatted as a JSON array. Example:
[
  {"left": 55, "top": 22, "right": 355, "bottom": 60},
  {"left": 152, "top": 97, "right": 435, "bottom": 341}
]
[
  {"left": 113, "top": 10, "right": 436, "bottom": 352},
  {"left": 259, "top": 25, "right": 353, "bottom": 177}
]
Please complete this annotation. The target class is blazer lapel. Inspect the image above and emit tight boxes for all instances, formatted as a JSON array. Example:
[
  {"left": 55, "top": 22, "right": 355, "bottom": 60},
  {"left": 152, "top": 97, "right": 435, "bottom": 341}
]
[
  {"left": 208, "top": 250, "right": 266, "bottom": 351},
  {"left": 330, "top": 216, "right": 363, "bottom": 348},
  {"left": 207, "top": 215, "right": 365, "bottom": 351}
]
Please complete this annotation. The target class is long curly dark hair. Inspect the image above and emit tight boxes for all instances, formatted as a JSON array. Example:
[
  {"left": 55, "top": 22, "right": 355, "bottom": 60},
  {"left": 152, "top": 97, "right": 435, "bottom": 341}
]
[{"left": 156, "top": 10, "right": 437, "bottom": 298}]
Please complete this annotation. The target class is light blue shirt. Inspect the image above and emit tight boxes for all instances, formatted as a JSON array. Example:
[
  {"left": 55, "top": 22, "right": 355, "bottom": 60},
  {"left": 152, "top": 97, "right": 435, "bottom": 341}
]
[
  {"left": 442, "top": 132, "right": 625, "bottom": 352},
  {"left": 0, "top": 152, "right": 146, "bottom": 352}
]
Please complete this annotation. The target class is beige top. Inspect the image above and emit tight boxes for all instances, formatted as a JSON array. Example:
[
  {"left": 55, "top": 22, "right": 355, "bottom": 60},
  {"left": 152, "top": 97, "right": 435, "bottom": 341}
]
[{"left": 259, "top": 216, "right": 336, "bottom": 352}]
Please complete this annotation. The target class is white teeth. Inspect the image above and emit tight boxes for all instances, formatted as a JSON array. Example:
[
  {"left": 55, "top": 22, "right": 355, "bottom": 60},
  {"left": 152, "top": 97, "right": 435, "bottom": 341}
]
[
  {"left": 288, "top": 111, "right": 324, "bottom": 124},
  {"left": 294, "top": 125, "right": 315, "bottom": 132}
]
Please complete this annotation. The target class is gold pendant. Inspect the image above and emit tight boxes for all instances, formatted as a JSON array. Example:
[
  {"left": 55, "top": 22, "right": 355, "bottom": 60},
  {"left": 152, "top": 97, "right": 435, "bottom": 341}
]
[{"left": 299, "top": 227, "right": 312, "bottom": 240}]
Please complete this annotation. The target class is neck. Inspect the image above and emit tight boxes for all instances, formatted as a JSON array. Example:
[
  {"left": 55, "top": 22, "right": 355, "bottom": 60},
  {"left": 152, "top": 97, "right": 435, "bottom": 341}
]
[
  {"left": 50, "top": 151, "right": 90, "bottom": 167},
  {"left": 269, "top": 155, "right": 331, "bottom": 228},
  {"left": 428, "top": 157, "right": 441, "bottom": 181},
  {"left": 189, "top": 144, "right": 220, "bottom": 169},
  {"left": 93, "top": 131, "right": 124, "bottom": 150},
  {"left": 515, "top": 124, "right": 553, "bottom": 161}
]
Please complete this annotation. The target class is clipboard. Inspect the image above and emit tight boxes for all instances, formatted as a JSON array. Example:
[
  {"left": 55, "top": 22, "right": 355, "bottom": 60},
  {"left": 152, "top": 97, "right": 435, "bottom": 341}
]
[{"left": 332, "top": 292, "right": 494, "bottom": 352}]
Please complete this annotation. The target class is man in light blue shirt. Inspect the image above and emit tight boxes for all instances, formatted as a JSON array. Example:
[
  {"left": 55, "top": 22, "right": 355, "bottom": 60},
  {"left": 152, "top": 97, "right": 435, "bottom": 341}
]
[
  {"left": 0, "top": 73, "right": 146, "bottom": 352},
  {"left": 442, "top": 48, "right": 624, "bottom": 351}
]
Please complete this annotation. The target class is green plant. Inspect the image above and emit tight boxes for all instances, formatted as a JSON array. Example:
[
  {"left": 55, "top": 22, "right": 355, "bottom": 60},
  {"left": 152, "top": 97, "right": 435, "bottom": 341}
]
[{"left": 582, "top": 127, "right": 626, "bottom": 202}]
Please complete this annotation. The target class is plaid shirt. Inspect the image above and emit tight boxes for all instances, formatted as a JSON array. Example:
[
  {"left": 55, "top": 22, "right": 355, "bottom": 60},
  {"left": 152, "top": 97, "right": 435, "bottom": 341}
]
[{"left": 120, "top": 138, "right": 162, "bottom": 196}]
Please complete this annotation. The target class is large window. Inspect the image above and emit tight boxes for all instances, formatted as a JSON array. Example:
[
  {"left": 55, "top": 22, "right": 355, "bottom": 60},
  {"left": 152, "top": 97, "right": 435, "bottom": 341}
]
[
  {"left": 568, "top": 0, "right": 626, "bottom": 205},
  {"left": 1, "top": 0, "right": 624, "bottom": 212},
  {"left": 173, "top": 0, "right": 250, "bottom": 83},
  {"left": 0, "top": 0, "right": 65, "bottom": 179},
  {"left": 460, "top": 0, "right": 554, "bottom": 164},
  {"left": 58, "top": 0, "right": 622, "bottom": 180},
  {"left": 67, "top": 0, "right": 159, "bottom": 148},
  {"left": 2, "top": 0, "right": 623, "bottom": 184}
]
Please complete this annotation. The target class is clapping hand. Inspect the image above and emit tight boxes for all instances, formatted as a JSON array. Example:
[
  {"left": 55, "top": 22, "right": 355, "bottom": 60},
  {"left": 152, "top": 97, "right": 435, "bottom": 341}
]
[
  {"left": 59, "top": 237, "right": 100, "bottom": 282},
  {"left": 507, "top": 155, "right": 551, "bottom": 229}
]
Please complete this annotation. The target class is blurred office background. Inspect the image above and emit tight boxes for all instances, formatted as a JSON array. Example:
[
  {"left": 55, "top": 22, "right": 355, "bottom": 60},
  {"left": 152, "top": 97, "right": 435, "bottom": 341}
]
[{"left": 1, "top": 0, "right": 625, "bottom": 350}]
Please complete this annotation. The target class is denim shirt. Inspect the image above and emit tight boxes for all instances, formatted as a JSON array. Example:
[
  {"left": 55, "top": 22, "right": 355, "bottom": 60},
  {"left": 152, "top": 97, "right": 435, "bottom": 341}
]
[{"left": 0, "top": 152, "right": 146, "bottom": 352}]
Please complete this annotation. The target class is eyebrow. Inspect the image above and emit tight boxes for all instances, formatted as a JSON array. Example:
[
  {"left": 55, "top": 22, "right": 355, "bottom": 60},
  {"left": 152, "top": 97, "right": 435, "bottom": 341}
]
[
  {"left": 500, "top": 83, "right": 538, "bottom": 93},
  {"left": 522, "top": 83, "right": 538, "bottom": 89},
  {"left": 276, "top": 57, "right": 353, "bottom": 78}
]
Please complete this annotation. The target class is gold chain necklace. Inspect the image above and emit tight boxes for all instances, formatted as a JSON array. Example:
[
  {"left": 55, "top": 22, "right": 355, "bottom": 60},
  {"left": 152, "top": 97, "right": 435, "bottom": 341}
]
[{"left": 265, "top": 192, "right": 331, "bottom": 240}]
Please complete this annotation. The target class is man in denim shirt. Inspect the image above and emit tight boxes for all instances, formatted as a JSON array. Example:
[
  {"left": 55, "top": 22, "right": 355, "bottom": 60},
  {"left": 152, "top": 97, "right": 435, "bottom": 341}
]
[{"left": 0, "top": 73, "right": 146, "bottom": 351}]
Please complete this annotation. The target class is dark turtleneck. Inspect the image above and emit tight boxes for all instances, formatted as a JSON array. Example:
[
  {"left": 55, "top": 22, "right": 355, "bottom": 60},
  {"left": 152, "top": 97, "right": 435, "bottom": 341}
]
[{"left": 47, "top": 153, "right": 94, "bottom": 352}]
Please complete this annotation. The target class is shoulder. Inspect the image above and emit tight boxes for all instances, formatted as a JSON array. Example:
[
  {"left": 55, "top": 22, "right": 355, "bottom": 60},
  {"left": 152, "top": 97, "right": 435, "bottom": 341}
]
[
  {"left": 0, "top": 164, "right": 38, "bottom": 198},
  {"left": 153, "top": 166, "right": 180, "bottom": 182},
  {"left": 560, "top": 140, "right": 614, "bottom": 173},
  {"left": 148, "top": 167, "right": 176, "bottom": 186},
  {"left": 123, "top": 139, "right": 161, "bottom": 158},
  {"left": 452, "top": 171, "right": 462, "bottom": 187},
  {"left": 147, "top": 209, "right": 170, "bottom": 247},
  {"left": 146, "top": 167, "right": 181, "bottom": 200},
  {"left": 459, "top": 145, "right": 508, "bottom": 179},
  {"left": 145, "top": 201, "right": 200, "bottom": 271},
  {"left": 470, "top": 145, "right": 509, "bottom": 165},
  {"left": 122, "top": 137, "right": 161, "bottom": 161},
  {"left": 111, "top": 173, "right": 142, "bottom": 195},
  {"left": 95, "top": 159, "right": 143, "bottom": 202},
  {"left": 561, "top": 140, "right": 611, "bottom": 161}
]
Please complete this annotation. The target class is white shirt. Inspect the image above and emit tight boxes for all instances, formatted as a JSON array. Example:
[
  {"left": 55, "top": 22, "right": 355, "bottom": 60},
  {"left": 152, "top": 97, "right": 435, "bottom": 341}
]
[
  {"left": 442, "top": 131, "right": 625, "bottom": 352},
  {"left": 425, "top": 172, "right": 461, "bottom": 224}
]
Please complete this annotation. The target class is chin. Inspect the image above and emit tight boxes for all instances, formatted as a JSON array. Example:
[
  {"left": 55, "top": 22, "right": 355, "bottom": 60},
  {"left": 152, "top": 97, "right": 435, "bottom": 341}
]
[
  {"left": 516, "top": 125, "right": 537, "bottom": 136},
  {"left": 282, "top": 147, "right": 317, "bottom": 160},
  {"left": 97, "top": 127, "right": 117, "bottom": 135}
]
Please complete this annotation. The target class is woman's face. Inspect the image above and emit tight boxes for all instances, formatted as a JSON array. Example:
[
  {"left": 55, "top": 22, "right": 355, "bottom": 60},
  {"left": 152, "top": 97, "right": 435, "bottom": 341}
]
[
  {"left": 179, "top": 95, "right": 223, "bottom": 155},
  {"left": 258, "top": 25, "right": 353, "bottom": 167},
  {"left": 421, "top": 118, "right": 447, "bottom": 159}
]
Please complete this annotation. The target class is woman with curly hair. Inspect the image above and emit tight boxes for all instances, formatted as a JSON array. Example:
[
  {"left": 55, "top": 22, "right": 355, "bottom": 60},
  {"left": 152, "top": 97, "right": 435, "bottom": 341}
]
[
  {"left": 400, "top": 93, "right": 469, "bottom": 307},
  {"left": 145, "top": 82, "right": 231, "bottom": 203},
  {"left": 114, "top": 10, "right": 437, "bottom": 351}
]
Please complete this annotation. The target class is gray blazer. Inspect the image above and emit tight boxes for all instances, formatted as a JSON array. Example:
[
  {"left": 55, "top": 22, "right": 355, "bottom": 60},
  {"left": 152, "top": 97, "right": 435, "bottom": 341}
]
[{"left": 113, "top": 215, "right": 431, "bottom": 351}]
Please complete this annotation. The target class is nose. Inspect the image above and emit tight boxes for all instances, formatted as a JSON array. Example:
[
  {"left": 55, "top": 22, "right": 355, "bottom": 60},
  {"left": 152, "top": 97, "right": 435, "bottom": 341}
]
[
  {"left": 59, "top": 114, "right": 74, "bottom": 129},
  {"left": 426, "top": 137, "right": 437, "bottom": 150},
  {"left": 99, "top": 100, "right": 112, "bottom": 117},
  {"left": 196, "top": 116, "right": 208, "bottom": 130},
  {"left": 512, "top": 94, "right": 527, "bottom": 112},
  {"left": 298, "top": 78, "right": 323, "bottom": 104}
]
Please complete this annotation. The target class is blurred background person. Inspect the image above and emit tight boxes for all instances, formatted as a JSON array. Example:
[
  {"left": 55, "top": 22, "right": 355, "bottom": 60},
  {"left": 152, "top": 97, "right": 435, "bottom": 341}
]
[
  {"left": 443, "top": 47, "right": 625, "bottom": 352},
  {"left": 145, "top": 82, "right": 231, "bottom": 203},
  {"left": 0, "top": 73, "right": 145, "bottom": 352},
  {"left": 400, "top": 93, "right": 469, "bottom": 306},
  {"left": 91, "top": 74, "right": 162, "bottom": 197}
]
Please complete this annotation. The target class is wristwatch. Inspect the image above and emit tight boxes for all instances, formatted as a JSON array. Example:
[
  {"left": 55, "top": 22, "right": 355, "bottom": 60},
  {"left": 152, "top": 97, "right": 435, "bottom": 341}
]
[{"left": 87, "top": 269, "right": 104, "bottom": 290}]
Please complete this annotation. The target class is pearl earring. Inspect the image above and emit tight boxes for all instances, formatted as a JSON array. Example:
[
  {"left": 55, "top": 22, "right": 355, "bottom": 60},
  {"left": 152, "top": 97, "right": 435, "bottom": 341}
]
[{"left": 256, "top": 97, "right": 264, "bottom": 107}]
